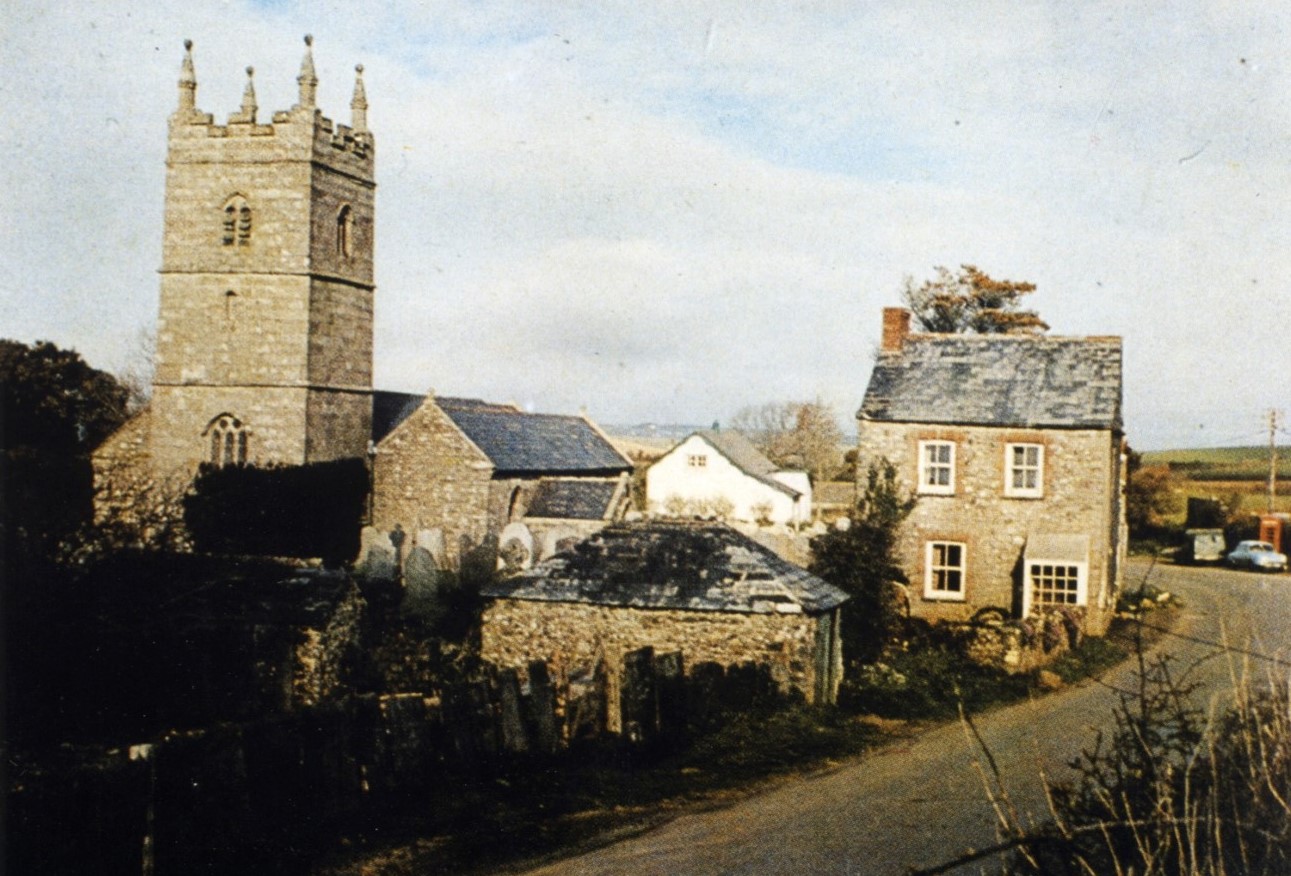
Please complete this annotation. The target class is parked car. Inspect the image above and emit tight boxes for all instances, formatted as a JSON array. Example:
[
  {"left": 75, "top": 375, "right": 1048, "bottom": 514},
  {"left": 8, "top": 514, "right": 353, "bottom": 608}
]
[{"left": 1225, "top": 541, "right": 1289, "bottom": 572}]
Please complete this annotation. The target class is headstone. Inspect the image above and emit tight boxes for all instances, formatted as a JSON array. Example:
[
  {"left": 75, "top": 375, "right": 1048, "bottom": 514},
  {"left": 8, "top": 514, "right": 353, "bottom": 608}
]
[
  {"left": 621, "top": 647, "right": 658, "bottom": 745},
  {"left": 687, "top": 661, "right": 727, "bottom": 730},
  {"left": 498, "top": 522, "right": 535, "bottom": 572},
  {"left": 655, "top": 651, "right": 686, "bottom": 749},
  {"left": 357, "top": 526, "right": 396, "bottom": 581},
  {"left": 496, "top": 668, "right": 529, "bottom": 753},
  {"left": 416, "top": 528, "right": 446, "bottom": 567},
  {"left": 525, "top": 660, "right": 560, "bottom": 755},
  {"left": 402, "top": 546, "right": 440, "bottom": 618},
  {"left": 541, "top": 525, "right": 579, "bottom": 559}
]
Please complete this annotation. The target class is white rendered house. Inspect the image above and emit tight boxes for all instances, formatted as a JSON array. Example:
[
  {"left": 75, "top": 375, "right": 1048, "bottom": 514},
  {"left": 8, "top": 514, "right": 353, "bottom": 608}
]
[{"left": 646, "top": 430, "right": 811, "bottom": 526}]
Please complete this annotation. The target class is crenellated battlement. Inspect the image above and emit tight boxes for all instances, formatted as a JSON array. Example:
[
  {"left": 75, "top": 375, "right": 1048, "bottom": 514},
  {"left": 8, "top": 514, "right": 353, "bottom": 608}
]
[{"left": 170, "top": 36, "right": 373, "bottom": 164}]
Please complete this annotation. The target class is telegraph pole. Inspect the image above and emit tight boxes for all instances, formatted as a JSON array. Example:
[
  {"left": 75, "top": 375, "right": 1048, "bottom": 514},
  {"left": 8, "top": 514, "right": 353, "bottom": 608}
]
[{"left": 1270, "top": 408, "right": 1279, "bottom": 515}]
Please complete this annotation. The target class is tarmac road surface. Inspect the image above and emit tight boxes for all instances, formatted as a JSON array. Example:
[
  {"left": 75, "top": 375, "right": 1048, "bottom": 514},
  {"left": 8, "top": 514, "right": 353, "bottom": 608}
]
[{"left": 515, "top": 559, "right": 1290, "bottom": 875}]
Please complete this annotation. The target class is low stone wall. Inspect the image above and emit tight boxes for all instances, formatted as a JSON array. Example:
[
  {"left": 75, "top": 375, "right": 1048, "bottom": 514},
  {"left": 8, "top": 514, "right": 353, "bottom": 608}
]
[
  {"left": 480, "top": 598, "right": 825, "bottom": 709},
  {"left": 959, "top": 606, "right": 1087, "bottom": 673}
]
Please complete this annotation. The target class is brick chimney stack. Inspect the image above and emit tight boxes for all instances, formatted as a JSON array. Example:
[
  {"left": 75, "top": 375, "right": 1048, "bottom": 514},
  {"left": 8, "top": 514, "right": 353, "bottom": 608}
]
[{"left": 881, "top": 307, "right": 912, "bottom": 352}]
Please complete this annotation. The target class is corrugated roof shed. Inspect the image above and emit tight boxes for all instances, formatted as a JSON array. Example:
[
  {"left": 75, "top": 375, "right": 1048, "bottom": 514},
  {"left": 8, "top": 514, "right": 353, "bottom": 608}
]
[
  {"left": 482, "top": 521, "right": 849, "bottom": 614},
  {"left": 859, "top": 334, "right": 1122, "bottom": 429}
]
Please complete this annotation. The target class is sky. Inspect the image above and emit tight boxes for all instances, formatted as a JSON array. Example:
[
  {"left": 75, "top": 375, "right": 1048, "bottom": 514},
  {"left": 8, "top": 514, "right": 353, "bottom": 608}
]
[{"left": 1, "top": 1, "right": 1288, "bottom": 450}]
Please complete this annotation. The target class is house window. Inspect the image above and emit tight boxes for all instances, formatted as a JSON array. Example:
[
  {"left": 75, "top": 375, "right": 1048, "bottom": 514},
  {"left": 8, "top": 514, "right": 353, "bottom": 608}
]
[
  {"left": 222, "top": 196, "right": 251, "bottom": 246},
  {"left": 1028, "top": 562, "right": 1086, "bottom": 607},
  {"left": 205, "top": 414, "right": 248, "bottom": 467},
  {"left": 336, "top": 205, "right": 353, "bottom": 259},
  {"left": 917, "top": 441, "right": 955, "bottom": 494},
  {"left": 925, "top": 541, "right": 966, "bottom": 600},
  {"left": 688, "top": 454, "right": 708, "bottom": 468},
  {"left": 1005, "top": 443, "right": 1044, "bottom": 497}
]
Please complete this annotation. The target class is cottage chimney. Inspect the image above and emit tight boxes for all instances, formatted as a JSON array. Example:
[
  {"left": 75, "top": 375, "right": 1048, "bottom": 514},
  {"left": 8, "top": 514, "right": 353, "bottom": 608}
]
[{"left": 881, "top": 307, "right": 912, "bottom": 352}]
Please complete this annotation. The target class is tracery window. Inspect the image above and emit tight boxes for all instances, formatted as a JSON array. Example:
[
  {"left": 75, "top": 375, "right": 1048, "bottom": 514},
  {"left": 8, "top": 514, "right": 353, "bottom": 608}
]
[
  {"left": 222, "top": 196, "right": 251, "bottom": 246},
  {"left": 205, "top": 414, "right": 248, "bottom": 467}
]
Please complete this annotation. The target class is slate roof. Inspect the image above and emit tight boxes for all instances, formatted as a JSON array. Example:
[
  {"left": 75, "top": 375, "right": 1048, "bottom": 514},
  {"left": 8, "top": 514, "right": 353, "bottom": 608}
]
[
  {"left": 525, "top": 478, "right": 621, "bottom": 520},
  {"left": 687, "top": 430, "right": 801, "bottom": 497},
  {"left": 482, "top": 521, "right": 849, "bottom": 615},
  {"left": 438, "top": 397, "right": 631, "bottom": 476},
  {"left": 373, "top": 393, "right": 630, "bottom": 476},
  {"left": 372, "top": 390, "right": 424, "bottom": 443},
  {"left": 859, "top": 334, "right": 1122, "bottom": 430}
]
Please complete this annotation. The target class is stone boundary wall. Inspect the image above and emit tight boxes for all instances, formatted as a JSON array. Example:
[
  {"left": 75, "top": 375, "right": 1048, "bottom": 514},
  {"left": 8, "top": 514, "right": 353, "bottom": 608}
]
[{"left": 481, "top": 598, "right": 826, "bottom": 712}]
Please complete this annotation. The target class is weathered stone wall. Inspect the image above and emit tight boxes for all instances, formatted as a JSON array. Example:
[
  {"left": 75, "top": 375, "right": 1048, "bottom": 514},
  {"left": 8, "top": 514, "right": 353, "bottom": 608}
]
[
  {"left": 480, "top": 598, "right": 828, "bottom": 703},
  {"left": 371, "top": 400, "right": 494, "bottom": 568},
  {"left": 857, "top": 423, "right": 1120, "bottom": 633},
  {"left": 151, "top": 94, "right": 374, "bottom": 475}
]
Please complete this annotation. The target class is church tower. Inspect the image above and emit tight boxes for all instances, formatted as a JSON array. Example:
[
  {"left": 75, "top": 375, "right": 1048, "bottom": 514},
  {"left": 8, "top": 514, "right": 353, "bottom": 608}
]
[{"left": 150, "top": 36, "right": 375, "bottom": 472}]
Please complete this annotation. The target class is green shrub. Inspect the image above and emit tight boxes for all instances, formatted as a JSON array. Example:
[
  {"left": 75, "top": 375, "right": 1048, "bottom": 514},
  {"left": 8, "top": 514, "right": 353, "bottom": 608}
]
[{"left": 184, "top": 458, "right": 368, "bottom": 562}]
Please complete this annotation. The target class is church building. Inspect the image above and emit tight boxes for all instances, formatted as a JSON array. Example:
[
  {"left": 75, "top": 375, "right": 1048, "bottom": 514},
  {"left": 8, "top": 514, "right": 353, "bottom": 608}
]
[{"left": 94, "top": 37, "right": 630, "bottom": 566}]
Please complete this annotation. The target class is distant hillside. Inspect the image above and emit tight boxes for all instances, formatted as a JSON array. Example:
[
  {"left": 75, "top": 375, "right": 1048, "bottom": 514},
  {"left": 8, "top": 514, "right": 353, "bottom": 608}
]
[
  {"left": 1141, "top": 446, "right": 1291, "bottom": 482},
  {"left": 603, "top": 423, "right": 709, "bottom": 443}
]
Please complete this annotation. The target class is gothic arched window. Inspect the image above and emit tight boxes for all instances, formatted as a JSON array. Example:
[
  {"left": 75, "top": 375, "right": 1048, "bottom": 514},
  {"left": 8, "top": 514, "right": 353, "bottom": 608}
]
[
  {"left": 204, "top": 414, "right": 249, "bottom": 467},
  {"left": 336, "top": 205, "right": 353, "bottom": 259},
  {"left": 222, "top": 196, "right": 251, "bottom": 246}
]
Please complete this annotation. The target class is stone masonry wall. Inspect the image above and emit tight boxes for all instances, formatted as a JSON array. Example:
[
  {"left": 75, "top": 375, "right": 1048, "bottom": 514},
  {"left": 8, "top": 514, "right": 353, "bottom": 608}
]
[
  {"left": 152, "top": 99, "right": 374, "bottom": 473},
  {"left": 857, "top": 423, "right": 1119, "bottom": 634},
  {"left": 371, "top": 400, "right": 494, "bottom": 568},
  {"left": 480, "top": 599, "right": 825, "bottom": 703}
]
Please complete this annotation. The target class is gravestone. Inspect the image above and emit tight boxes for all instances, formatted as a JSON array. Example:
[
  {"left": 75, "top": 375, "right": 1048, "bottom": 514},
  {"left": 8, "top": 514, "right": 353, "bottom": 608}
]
[
  {"left": 357, "top": 526, "right": 395, "bottom": 581},
  {"left": 416, "top": 528, "right": 446, "bottom": 567},
  {"left": 525, "top": 660, "right": 560, "bottom": 755},
  {"left": 402, "top": 546, "right": 440, "bottom": 618},
  {"left": 621, "top": 647, "right": 658, "bottom": 745}
]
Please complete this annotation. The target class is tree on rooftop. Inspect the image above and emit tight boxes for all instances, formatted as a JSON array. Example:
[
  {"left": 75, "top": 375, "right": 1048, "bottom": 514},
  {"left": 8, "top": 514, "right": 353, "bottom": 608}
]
[{"left": 902, "top": 264, "right": 1049, "bottom": 334}]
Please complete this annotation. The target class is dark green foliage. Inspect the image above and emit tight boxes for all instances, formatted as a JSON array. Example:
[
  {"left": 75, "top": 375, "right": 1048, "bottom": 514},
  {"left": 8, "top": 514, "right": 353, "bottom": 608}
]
[
  {"left": 810, "top": 459, "right": 916, "bottom": 662},
  {"left": 0, "top": 339, "right": 129, "bottom": 561},
  {"left": 5, "top": 552, "right": 303, "bottom": 749},
  {"left": 841, "top": 623, "right": 1033, "bottom": 720},
  {"left": 184, "top": 458, "right": 368, "bottom": 562}
]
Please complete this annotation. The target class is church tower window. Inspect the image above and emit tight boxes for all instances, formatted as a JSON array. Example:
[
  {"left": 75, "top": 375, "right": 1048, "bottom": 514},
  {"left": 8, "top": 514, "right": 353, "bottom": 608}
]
[
  {"left": 222, "top": 196, "right": 252, "bottom": 246},
  {"left": 205, "top": 414, "right": 249, "bottom": 466},
  {"left": 336, "top": 205, "right": 353, "bottom": 259}
]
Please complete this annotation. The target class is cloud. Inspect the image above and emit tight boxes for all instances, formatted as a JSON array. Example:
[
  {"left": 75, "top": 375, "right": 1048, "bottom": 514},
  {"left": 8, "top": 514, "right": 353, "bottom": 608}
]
[{"left": 2, "top": 1, "right": 1288, "bottom": 447}]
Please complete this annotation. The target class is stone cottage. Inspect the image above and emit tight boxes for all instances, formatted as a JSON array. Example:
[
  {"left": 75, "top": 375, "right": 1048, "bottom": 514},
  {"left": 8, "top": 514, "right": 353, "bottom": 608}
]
[
  {"left": 856, "top": 308, "right": 1126, "bottom": 635},
  {"left": 480, "top": 521, "right": 850, "bottom": 704},
  {"left": 370, "top": 394, "right": 633, "bottom": 570},
  {"left": 646, "top": 430, "right": 812, "bottom": 526}
]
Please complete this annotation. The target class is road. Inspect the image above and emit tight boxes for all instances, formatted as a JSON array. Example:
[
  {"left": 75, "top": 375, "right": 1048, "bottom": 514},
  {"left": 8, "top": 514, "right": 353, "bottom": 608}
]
[{"left": 515, "top": 560, "right": 1291, "bottom": 875}]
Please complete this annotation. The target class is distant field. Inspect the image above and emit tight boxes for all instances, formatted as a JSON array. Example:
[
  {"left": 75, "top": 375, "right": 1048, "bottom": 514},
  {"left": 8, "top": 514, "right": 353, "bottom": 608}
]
[
  {"left": 1143, "top": 446, "right": 1291, "bottom": 518},
  {"left": 1141, "top": 446, "right": 1291, "bottom": 482}
]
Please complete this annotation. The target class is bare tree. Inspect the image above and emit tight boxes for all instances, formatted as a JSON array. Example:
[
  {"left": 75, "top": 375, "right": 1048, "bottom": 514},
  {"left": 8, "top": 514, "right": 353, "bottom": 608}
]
[
  {"left": 729, "top": 398, "right": 844, "bottom": 484},
  {"left": 117, "top": 326, "right": 156, "bottom": 414}
]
